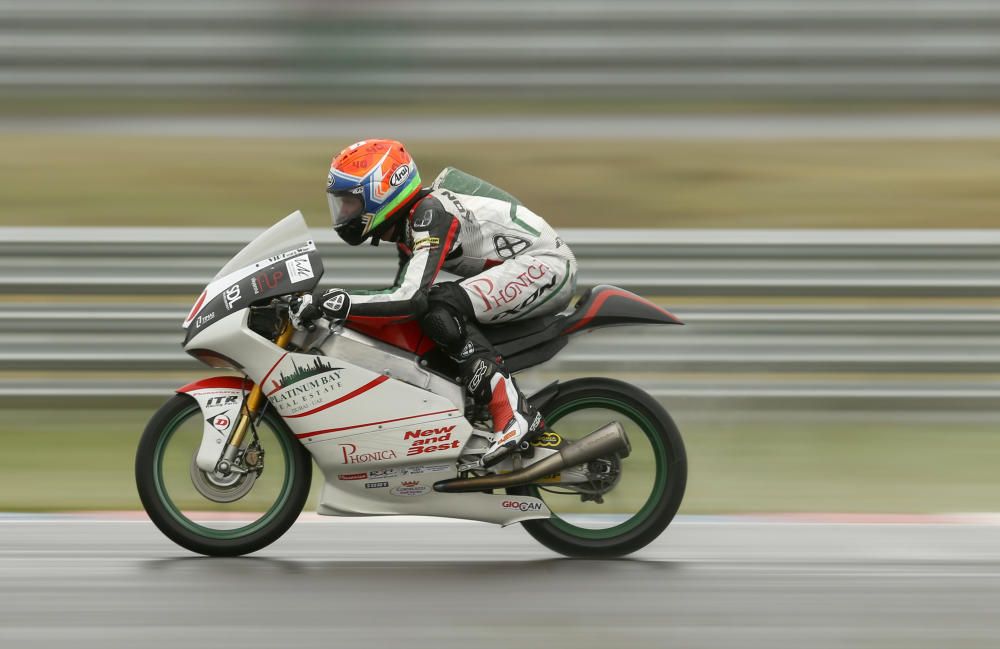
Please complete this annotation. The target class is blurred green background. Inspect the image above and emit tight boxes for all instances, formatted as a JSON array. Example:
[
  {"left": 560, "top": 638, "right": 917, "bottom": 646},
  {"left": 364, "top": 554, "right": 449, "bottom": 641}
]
[
  {"left": 5, "top": 135, "right": 1000, "bottom": 229},
  {"left": 2, "top": 0, "right": 998, "bottom": 514}
]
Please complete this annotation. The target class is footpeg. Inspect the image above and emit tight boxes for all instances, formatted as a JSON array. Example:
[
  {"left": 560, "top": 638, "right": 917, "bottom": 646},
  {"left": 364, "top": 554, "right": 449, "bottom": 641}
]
[{"left": 457, "top": 459, "right": 484, "bottom": 472}]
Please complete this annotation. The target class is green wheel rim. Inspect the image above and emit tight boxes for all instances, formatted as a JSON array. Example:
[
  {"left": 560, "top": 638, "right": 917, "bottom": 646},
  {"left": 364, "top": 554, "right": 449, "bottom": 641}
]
[
  {"left": 534, "top": 397, "right": 668, "bottom": 540},
  {"left": 152, "top": 404, "right": 297, "bottom": 541}
]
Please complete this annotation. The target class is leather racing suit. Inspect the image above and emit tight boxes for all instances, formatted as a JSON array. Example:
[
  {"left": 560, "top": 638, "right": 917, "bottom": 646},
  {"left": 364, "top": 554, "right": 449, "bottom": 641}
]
[{"left": 348, "top": 169, "right": 578, "bottom": 466}]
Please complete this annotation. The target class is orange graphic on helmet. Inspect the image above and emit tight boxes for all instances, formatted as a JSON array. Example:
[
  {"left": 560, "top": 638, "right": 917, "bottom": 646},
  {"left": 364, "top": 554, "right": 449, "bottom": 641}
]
[{"left": 326, "top": 139, "right": 422, "bottom": 244}]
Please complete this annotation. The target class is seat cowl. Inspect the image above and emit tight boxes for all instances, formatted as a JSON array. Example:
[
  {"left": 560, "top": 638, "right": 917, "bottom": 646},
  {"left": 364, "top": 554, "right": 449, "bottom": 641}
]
[
  {"left": 561, "top": 285, "right": 683, "bottom": 336},
  {"left": 481, "top": 312, "right": 563, "bottom": 347}
]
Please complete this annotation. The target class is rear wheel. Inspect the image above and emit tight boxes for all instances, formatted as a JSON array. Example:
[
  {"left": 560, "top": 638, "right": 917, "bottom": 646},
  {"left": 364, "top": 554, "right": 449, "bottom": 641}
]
[
  {"left": 135, "top": 394, "right": 312, "bottom": 556},
  {"left": 509, "top": 378, "right": 686, "bottom": 557}
]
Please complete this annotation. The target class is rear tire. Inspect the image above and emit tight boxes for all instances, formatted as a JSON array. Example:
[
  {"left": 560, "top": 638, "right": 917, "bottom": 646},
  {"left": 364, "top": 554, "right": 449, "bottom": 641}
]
[
  {"left": 509, "top": 378, "right": 686, "bottom": 558},
  {"left": 136, "top": 394, "right": 312, "bottom": 557}
]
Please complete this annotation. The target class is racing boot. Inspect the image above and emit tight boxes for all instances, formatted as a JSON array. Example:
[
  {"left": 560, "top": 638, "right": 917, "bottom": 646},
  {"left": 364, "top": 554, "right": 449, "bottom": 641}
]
[
  {"left": 417, "top": 285, "right": 544, "bottom": 467},
  {"left": 474, "top": 360, "right": 545, "bottom": 467}
]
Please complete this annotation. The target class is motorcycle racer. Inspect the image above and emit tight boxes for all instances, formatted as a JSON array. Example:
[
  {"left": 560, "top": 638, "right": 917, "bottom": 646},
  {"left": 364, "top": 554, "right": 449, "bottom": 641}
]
[{"left": 293, "top": 139, "right": 577, "bottom": 467}]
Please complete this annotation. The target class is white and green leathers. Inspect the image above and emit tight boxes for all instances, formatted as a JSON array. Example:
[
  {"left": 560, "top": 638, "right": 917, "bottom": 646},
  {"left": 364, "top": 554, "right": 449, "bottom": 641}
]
[{"left": 350, "top": 167, "right": 578, "bottom": 323}]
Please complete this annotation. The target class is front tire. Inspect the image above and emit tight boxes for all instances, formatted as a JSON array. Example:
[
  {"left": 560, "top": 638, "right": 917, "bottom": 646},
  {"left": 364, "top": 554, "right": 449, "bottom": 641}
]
[
  {"left": 136, "top": 394, "right": 312, "bottom": 556},
  {"left": 509, "top": 378, "right": 687, "bottom": 557}
]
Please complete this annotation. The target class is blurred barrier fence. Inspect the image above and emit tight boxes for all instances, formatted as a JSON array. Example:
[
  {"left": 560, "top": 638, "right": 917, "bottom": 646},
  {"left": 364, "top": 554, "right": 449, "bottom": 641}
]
[
  {"left": 4, "top": 0, "right": 1000, "bottom": 102},
  {"left": 3, "top": 227, "right": 999, "bottom": 411}
]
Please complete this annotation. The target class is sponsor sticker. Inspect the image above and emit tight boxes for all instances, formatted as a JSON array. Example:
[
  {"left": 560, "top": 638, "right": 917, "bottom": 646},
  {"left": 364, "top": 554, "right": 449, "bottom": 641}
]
[
  {"left": 412, "top": 210, "right": 434, "bottom": 229},
  {"left": 262, "top": 244, "right": 314, "bottom": 267},
  {"left": 389, "top": 164, "right": 410, "bottom": 187},
  {"left": 466, "top": 262, "right": 553, "bottom": 316},
  {"left": 413, "top": 236, "right": 440, "bottom": 251},
  {"left": 323, "top": 292, "right": 346, "bottom": 313},
  {"left": 365, "top": 481, "right": 389, "bottom": 489},
  {"left": 254, "top": 270, "right": 285, "bottom": 292},
  {"left": 207, "top": 411, "right": 232, "bottom": 433},
  {"left": 404, "top": 425, "right": 460, "bottom": 457},
  {"left": 496, "top": 429, "right": 518, "bottom": 445},
  {"left": 368, "top": 468, "right": 400, "bottom": 479},
  {"left": 195, "top": 312, "right": 215, "bottom": 328},
  {"left": 223, "top": 284, "right": 242, "bottom": 310},
  {"left": 437, "top": 189, "right": 473, "bottom": 221},
  {"left": 205, "top": 395, "right": 239, "bottom": 408},
  {"left": 401, "top": 464, "right": 451, "bottom": 475},
  {"left": 468, "top": 360, "right": 490, "bottom": 392},
  {"left": 531, "top": 431, "right": 562, "bottom": 448},
  {"left": 493, "top": 234, "right": 531, "bottom": 259},
  {"left": 502, "top": 499, "right": 543, "bottom": 512},
  {"left": 339, "top": 442, "right": 398, "bottom": 465},
  {"left": 286, "top": 255, "right": 314, "bottom": 283},
  {"left": 338, "top": 472, "right": 368, "bottom": 481},
  {"left": 391, "top": 484, "right": 429, "bottom": 497},
  {"left": 267, "top": 357, "right": 344, "bottom": 417}
]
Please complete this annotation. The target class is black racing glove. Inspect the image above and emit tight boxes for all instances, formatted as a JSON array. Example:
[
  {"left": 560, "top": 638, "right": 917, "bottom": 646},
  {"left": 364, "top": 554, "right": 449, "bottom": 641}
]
[
  {"left": 315, "top": 288, "right": 352, "bottom": 321},
  {"left": 290, "top": 288, "right": 351, "bottom": 330}
]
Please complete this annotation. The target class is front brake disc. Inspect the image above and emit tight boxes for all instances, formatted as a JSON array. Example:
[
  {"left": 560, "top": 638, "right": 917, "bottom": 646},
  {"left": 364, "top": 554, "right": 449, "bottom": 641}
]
[{"left": 188, "top": 452, "right": 258, "bottom": 503}]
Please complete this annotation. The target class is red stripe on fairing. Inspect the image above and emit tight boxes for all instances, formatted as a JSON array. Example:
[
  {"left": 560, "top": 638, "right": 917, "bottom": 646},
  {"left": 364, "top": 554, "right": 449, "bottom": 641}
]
[
  {"left": 562, "top": 289, "right": 683, "bottom": 335},
  {"left": 259, "top": 352, "right": 289, "bottom": 389},
  {"left": 184, "top": 290, "right": 208, "bottom": 326},
  {"left": 295, "top": 408, "right": 460, "bottom": 440},
  {"left": 177, "top": 376, "right": 252, "bottom": 393},
  {"left": 283, "top": 374, "right": 390, "bottom": 419}
]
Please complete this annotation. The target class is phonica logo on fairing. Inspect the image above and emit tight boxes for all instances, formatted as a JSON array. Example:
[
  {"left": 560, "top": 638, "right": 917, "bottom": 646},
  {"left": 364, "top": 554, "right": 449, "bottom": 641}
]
[{"left": 339, "top": 443, "right": 397, "bottom": 465}]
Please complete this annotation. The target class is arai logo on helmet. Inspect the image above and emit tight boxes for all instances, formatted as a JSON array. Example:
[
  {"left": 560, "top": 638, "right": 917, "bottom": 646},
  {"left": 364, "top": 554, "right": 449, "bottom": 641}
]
[{"left": 389, "top": 164, "right": 410, "bottom": 187}]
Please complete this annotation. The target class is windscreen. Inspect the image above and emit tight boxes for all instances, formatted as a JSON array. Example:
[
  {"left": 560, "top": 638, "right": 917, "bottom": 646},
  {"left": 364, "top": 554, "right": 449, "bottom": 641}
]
[
  {"left": 215, "top": 211, "right": 313, "bottom": 279},
  {"left": 183, "top": 211, "right": 324, "bottom": 338}
]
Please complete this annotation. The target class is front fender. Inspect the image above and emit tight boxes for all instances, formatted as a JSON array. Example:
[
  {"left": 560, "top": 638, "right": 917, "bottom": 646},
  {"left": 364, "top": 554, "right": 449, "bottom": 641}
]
[{"left": 176, "top": 376, "right": 253, "bottom": 472}]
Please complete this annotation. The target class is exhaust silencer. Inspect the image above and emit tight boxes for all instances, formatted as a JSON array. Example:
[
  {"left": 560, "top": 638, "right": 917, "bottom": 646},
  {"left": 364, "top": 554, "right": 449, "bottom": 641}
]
[{"left": 433, "top": 421, "right": 631, "bottom": 493}]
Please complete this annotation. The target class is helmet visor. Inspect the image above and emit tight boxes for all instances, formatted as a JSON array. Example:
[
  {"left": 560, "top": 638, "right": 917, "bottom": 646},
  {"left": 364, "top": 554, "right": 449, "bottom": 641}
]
[{"left": 327, "top": 191, "right": 365, "bottom": 228}]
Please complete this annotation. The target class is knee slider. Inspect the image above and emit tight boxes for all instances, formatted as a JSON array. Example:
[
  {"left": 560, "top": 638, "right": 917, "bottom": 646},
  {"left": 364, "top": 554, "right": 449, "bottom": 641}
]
[
  {"left": 427, "top": 281, "right": 475, "bottom": 319},
  {"left": 420, "top": 304, "right": 466, "bottom": 350}
]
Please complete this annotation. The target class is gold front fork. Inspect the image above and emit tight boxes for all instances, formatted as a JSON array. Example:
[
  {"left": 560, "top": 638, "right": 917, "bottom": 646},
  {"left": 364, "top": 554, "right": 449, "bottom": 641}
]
[{"left": 218, "top": 318, "right": 296, "bottom": 473}]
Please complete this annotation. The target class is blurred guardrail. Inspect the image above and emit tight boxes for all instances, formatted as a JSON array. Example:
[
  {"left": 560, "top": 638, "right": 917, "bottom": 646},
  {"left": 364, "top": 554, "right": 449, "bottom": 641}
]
[
  {"left": 2, "top": 227, "right": 999, "bottom": 411},
  {"left": 4, "top": 0, "right": 1000, "bottom": 101}
]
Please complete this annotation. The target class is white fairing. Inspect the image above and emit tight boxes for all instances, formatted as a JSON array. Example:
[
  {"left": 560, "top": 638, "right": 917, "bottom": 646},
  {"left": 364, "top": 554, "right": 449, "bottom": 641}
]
[{"left": 182, "top": 215, "right": 549, "bottom": 526}]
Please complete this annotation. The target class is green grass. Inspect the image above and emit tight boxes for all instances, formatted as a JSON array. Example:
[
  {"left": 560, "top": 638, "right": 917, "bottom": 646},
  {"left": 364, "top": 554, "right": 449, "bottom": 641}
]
[
  {"left": 683, "top": 418, "right": 1000, "bottom": 513},
  {"left": 4, "top": 134, "right": 1000, "bottom": 228},
  {"left": 2, "top": 408, "right": 997, "bottom": 513}
]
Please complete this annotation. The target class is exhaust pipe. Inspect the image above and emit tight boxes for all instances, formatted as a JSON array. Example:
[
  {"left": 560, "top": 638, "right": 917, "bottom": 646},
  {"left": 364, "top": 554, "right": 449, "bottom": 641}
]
[{"left": 433, "top": 421, "right": 631, "bottom": 493}]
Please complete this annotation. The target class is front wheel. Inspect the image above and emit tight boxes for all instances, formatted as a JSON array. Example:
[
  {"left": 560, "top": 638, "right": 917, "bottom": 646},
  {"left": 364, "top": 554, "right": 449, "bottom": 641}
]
[
  {"left": 136, "top": 394, "right": 312, "bottom": 556},
  {"left": 509, "top": 378, "right": 687, "bottom": 557}
]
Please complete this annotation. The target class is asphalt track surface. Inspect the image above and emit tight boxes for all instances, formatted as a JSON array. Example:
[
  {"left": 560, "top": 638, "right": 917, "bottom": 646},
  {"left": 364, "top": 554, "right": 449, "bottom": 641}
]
[
  {"left": 6, "top": 113, "right": 1000, "bottom": 139},
  {"left": 2, "top": 517, "right": 1000, "bottom": 649}
]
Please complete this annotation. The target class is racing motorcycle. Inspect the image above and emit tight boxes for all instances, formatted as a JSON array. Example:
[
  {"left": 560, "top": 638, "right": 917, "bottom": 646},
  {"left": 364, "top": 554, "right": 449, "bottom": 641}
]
[{"left": 135, "top": 211, "right": 687, "bottom": 557}]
